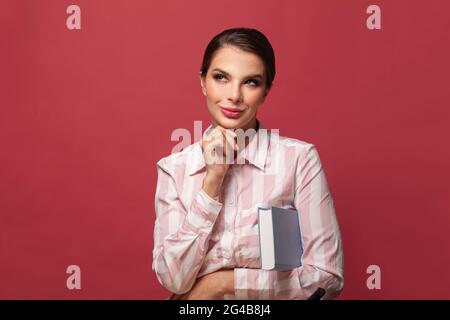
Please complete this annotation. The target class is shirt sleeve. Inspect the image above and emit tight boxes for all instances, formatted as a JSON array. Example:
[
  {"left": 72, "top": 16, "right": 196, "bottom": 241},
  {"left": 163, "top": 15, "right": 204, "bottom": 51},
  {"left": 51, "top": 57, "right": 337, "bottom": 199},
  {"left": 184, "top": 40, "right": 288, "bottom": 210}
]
[
  {"left": 152, "top": 160, "right": 223, "bottom": 294},
  {"left": 233, "top": 144, "right": 344, "bottom": 300}
]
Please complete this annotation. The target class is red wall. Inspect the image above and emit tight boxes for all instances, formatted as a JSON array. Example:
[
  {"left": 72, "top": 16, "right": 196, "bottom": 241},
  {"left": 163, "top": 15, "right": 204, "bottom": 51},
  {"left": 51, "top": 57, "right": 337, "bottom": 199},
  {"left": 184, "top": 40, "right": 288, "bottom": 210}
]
[{"left": 1, "top": 0, "right": 449, "bottom": 299}]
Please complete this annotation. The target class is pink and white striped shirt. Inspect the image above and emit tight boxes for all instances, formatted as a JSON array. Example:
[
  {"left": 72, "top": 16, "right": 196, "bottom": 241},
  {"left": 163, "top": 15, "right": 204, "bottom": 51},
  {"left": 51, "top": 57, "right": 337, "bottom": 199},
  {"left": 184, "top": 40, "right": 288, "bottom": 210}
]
[{"left": 152, "top": 120, "right": 344, "bottom": 299}]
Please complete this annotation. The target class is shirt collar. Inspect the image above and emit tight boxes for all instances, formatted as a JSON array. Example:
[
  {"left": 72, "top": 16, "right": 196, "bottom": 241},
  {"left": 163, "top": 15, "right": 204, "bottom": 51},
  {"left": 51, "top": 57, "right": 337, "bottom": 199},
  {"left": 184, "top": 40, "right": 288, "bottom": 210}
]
[{"left": 188, "top": 119, "right": 270, "bottom": 176}]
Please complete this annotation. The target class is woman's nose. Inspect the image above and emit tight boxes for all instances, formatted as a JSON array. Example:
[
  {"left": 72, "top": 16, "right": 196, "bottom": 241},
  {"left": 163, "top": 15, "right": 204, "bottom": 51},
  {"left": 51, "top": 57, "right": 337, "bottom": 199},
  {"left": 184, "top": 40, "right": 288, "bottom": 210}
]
[{"left": 228, "top": 82, "right": 242, "bottom": 104}]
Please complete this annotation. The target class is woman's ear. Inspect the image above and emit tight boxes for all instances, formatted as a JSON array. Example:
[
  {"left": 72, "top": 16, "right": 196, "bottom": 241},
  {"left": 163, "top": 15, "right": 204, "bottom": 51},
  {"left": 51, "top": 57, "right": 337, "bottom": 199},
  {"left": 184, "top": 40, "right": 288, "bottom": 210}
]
[{"left": 199, "top": 72, "right": 206, "bottom": 96}]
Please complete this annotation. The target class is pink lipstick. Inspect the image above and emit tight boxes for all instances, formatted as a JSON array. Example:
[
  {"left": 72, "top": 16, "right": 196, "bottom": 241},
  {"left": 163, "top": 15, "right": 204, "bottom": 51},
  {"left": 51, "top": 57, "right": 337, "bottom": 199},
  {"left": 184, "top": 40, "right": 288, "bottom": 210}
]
[{"left": 220, "top": 106, "right": 243, "bottom": 119}]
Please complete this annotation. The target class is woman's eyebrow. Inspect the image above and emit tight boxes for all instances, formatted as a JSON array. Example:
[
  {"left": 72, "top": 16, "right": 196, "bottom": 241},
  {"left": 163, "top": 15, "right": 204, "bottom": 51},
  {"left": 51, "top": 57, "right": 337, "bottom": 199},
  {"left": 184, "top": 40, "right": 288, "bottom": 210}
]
[{"left": 211, "top": 68, "right": 263, "bottom": 79}]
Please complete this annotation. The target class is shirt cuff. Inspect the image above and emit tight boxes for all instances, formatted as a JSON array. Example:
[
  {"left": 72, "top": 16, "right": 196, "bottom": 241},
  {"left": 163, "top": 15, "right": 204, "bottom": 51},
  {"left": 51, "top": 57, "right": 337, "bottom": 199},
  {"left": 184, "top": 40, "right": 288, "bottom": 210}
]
[
  {"left": 184, "top": 189, "right": 223, "bottom": 233},
  {"left": 198, "top": 188, "right": 222, "bottom": 209}
]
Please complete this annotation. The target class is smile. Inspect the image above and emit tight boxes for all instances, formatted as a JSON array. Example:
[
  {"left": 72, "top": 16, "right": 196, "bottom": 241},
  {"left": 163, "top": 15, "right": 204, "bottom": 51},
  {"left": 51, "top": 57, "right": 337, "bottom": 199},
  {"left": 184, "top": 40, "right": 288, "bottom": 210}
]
[{"left": 219, "top": 106, "right": 244, "bottom": 119}]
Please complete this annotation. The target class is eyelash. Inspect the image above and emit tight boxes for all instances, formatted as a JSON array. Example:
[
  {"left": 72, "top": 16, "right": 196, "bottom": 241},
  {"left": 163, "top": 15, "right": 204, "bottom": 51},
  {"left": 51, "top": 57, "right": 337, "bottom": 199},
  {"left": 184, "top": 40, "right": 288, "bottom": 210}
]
[{"left": 213, "top": 74, "right": 260, "bottom": 86}]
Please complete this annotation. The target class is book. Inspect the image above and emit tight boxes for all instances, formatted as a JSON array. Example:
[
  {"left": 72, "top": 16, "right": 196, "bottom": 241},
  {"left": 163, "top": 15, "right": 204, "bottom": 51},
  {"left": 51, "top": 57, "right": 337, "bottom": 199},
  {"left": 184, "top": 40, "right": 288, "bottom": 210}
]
[{"left": 258, "top": 206, "right": 303, "bottom": 271}]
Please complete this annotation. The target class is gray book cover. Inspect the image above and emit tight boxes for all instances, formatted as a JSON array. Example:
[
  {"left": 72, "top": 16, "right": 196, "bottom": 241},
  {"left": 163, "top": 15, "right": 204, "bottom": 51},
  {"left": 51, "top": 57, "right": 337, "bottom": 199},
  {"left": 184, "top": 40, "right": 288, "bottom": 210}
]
[{"left": 258, "top": 206, "right": 303, "bottom": 271}]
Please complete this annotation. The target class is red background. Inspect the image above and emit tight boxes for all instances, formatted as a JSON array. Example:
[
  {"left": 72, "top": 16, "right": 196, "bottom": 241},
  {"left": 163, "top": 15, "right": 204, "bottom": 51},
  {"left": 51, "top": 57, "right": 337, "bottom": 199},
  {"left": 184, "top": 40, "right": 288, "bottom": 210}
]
[{"left": 1, "top": 0, "right": 449, "bottom": 299}]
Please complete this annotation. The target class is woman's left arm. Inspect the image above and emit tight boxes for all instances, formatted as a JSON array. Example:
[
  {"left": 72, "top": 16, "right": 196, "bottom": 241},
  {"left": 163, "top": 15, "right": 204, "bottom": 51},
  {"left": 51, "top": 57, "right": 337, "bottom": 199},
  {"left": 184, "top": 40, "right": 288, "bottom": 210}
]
[
  {"left": 233, "top": 144, "right": 344, "bottom": 300},
  {"left": 170, "top": 270, "right": 234, "bottom": 300}
]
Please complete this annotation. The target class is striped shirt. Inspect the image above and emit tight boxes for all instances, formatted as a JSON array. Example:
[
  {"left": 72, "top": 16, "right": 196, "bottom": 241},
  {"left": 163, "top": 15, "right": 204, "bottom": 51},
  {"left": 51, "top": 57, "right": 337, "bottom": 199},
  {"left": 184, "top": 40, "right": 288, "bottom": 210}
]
[{"left": 152, "top": 120, "right": 344, "bottom": 299}]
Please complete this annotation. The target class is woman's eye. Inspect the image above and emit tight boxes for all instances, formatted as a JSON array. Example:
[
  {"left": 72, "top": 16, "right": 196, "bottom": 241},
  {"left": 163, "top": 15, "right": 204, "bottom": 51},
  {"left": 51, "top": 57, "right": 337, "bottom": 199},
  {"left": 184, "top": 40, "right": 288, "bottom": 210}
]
[
  {"left": 246, "top": 79, "right": 260, "bottom": 86},
  {"left": 213, "top": 74, "right": 226, "bottom": 81},
  {"left": 213, "top": 74, "right": 259, "bottom": 86}
]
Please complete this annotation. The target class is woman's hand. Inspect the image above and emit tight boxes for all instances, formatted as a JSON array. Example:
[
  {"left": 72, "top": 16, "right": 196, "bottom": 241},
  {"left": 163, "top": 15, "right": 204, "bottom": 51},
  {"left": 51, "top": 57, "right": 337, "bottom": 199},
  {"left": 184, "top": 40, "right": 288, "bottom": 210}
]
[
  {"left": 201, "top": 126, "right": 238, "bottom": 179},
  {"left": 170, "top": 269, "right": 235, "bottom": 300},
  {"left": 200, "top": 126, "right": 238, "bottom": 199}
]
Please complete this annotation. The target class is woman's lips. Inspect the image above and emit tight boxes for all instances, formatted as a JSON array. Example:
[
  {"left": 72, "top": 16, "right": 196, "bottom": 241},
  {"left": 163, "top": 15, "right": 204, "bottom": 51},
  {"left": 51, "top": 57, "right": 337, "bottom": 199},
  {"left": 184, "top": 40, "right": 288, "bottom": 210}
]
[{"left": 220, "top": 106, "right": 243, "bottom": 119}]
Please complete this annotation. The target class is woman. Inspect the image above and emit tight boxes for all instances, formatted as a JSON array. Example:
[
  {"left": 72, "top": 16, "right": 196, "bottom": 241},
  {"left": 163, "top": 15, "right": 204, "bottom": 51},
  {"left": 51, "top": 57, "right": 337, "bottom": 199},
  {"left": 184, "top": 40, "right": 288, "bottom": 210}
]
[{"left": 152, "top": 27, "right": 344, "bottom": 300}]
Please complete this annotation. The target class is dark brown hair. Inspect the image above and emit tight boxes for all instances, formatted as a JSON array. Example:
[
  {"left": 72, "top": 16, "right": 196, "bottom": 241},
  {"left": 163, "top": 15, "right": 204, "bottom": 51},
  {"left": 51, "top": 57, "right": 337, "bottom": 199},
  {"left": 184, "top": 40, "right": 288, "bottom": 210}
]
[{"left": 200, "top": 27, "right": 276, "bottom": 90}]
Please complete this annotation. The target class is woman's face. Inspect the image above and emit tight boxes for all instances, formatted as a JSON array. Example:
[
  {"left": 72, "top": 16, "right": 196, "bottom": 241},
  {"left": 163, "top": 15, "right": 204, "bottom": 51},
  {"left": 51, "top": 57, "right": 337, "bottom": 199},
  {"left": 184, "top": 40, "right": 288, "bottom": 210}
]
[{"left": 200, "top": 45, "right": 269, "bottom": 131}]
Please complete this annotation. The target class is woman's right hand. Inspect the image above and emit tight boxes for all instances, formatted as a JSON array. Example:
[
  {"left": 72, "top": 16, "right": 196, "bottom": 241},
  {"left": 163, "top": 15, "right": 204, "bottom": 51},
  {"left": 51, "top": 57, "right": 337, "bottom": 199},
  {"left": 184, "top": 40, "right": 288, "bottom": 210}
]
[{"left": 200, "top": 126, "right": 238, "bottom": 198}]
